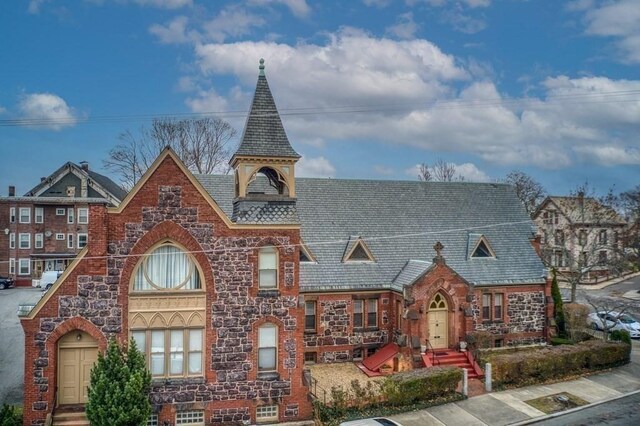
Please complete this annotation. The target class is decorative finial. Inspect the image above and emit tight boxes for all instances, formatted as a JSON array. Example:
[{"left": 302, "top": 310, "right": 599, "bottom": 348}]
[
  {"left": 434, "top": 241, "right": 444, "bottom": 257},
  {"left": 259, "top": 58, "right": 265, "bottom": 76}
]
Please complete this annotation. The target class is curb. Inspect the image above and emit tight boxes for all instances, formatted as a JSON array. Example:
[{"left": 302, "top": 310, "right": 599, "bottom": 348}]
[{"left": 508, "top": 389, "right": 640, "bottom": 425}]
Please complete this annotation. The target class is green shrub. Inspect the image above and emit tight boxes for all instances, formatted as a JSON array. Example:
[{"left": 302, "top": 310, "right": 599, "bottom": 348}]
[
  {"left": 0, "top": 404, "right": 22, "bottom": 426},
  {"left": 551, "top": 269, "right": 565, "bottom": 337},
  {"left": 489, "top": 340, "right": 630, "bottom": 387},
  {"left": 86, "top": 338, "right": 151, "bottom": 426},
  {"left": 381, "top": 367, "right": 461, "bottom": 406},
  {"left": 610, "top": 330, "right": 632, "bottom": 345}
]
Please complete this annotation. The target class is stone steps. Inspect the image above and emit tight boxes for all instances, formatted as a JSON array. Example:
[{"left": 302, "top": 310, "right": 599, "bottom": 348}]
[
  {"left": 432, "top": 351, "right": 481, "bottom": 379},
  {"left": 53, "top": 410, "right": 89, "bottom": 426}
]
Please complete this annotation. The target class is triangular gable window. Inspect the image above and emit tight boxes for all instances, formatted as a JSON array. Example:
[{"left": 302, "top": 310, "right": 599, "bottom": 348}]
[
  {"left": 343, "top": 238, "right": 375, "bottom": 263},
  {"left": 300, "top": 240, "right": 316, "bottom": 263},
  {"left": 471, "top": 236, "right": 496, "bottom": 258}
]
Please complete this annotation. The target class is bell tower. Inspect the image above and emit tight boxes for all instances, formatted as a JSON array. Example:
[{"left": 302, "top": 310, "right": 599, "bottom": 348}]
[{"left": 229, "top": 59, "right": 301, "bottom": 224}]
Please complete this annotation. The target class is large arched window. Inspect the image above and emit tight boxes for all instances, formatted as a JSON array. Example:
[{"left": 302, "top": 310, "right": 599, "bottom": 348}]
[{"left": 133, "top": 243, "right": 201, "bottom": 291}]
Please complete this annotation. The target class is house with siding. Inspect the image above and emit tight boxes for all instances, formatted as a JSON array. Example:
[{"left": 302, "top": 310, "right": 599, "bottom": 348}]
[{"left": 21, "top": 60, "right": 550, "bottom": 426}]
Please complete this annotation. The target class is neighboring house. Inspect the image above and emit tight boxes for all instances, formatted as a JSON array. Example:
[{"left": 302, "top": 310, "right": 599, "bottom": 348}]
[
  {"left": 532, "top": 195, "right": 627, "bottom": 277},
  {"left": 0, "top": 162, "right": 125, "bottom": 286},
  {"left": 21, "top": 61, "right": 549, "bottom": 426}
]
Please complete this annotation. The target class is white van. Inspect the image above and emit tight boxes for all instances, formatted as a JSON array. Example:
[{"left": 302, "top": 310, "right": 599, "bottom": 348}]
[{"left": 40, "top": 270, "right": 62, "bottom": 291}]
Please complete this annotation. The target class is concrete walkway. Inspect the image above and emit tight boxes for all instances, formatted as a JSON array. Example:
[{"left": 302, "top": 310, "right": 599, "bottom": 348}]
[{"left": 389, "top": 342, "right": 640, "bottom": 426}]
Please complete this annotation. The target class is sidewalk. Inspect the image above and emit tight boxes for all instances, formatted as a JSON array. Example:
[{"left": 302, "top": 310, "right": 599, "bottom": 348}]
[
  {"left": 557, "top": 271, "right": 640, "bottom": 291},
  {"left": 389, "top": 344, "right": 640, "bottom": 426}
]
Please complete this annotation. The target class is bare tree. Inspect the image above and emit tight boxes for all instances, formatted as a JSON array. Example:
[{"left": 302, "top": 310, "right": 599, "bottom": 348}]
[
  {"left": 417, "top": 159, "right": 462, "bottom": 182},
  {"left": 620, "top": 186, "right": 640, "bottom": 261},
  {"left": 504, "top": 170, "right": 546, "bottom": 217},
  {"left": 104, "top": 117, "right": 237, "bottom": 189},
  {"left": 585, "top": 294, "right": 639, "bottom": 340}
]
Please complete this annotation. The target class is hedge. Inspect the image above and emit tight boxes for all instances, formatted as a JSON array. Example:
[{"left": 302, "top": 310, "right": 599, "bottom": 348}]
[
  {"left": 381, "top": 366, "right": 462, "bottom": 406},
  {"left": 485, "top": 340, "right": 630, "bottom": 387}
]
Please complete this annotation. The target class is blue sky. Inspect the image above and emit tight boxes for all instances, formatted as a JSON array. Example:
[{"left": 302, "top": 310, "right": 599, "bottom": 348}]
[{"left": 1, "top": 0, "right": 639, "bottom": 196}]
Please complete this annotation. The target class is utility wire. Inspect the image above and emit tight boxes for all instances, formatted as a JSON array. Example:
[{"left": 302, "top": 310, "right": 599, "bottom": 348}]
[{"left": 2, "top": 89, "right": 640, "bottom": 127}]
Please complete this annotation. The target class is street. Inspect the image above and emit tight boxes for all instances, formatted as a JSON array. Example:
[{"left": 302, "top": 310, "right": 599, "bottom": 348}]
[
  {"left": 563, "top": 273, "right": 640, "bottom": 317},
  {"left": 0, "top": 287, "right": 43, "bottom": 405}
]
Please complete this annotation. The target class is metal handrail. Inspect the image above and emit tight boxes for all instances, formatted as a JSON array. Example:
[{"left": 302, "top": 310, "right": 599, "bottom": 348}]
[
  {"left": 425, "top": 339, "right": 440, "bottom": 366},
  {"left": 51, "top": 386, "right": 59, "bottom": 419},
  {"left": 308, "top": 377, "right": 329, "bottom": 405}
]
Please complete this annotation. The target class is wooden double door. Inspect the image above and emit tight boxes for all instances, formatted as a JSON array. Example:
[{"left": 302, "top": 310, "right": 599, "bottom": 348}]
[{"left": 57, "top": 331, "right": 98, "bottom": 405}]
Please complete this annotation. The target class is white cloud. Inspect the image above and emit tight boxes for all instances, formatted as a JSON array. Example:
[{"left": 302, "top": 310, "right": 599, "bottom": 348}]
[
  {"left": 386, "top": 12, "right": 419, "bottom": 40},
  {"left": 574, "top": 145, "right": 640, "bottom": 166},
  {"left": 441, "top": 6, "right": 487, "bottom": 34},
  {"left": 249, "top": 0, "right": 311, "bottom": 18},
  {"left": 133, "top": 0, "right": 192, "bottom": 8},
  {"left": 297, "top": 156, "right": 336, "bottom": 178},
  {"left": 184, "top": 30, "right": 640, "bottom": 169},
  {"left": 28, "top": 0, "right": 49, "bottom": 14},
  {"left": 18, "top": 93, "right": 79, "bottom": 130},
  {"left": 579, "top": 0, "right": 640, "bottom": 63},
  {"left": 202, "top": 6, "right": 266, "bottom": 42},
  {"left": 565, "top": 0, "right": 594, "bottom": 12},
  {"left": 404, "top": 162, "right": 490, "bottom": 182},
  {"left": 374, "top": 165, "right": 394, "bottom": 176},
  {"left": 149, "top": 16, "right": 194, "bottom": 44},
  {"left": 409, "top": 0, "right": 490, "bottom": 9}
]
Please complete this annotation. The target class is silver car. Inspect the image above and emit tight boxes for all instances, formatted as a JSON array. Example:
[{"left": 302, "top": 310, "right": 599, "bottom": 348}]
[
  {"left": 340, "top": 418, "right": 402, "bottom": 426},
  {"left": 587, "top": 311, "right": 640, "bottom": 338}
]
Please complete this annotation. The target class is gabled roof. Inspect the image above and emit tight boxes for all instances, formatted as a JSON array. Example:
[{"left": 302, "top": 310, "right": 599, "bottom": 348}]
[
  {"left": 392, "top": 260, "right": 433, "bottom": 290},
  {"left": 24, "top": 161, "right": 126, "bottom": 203},
  {"left": 342, "top": 236, "right": 375, "bottom": 262},
  {"left": 231, "top": 59, "right": 300, "bottom": 161},
  {"left": 197, "top": 175, "right": 547, "bottom": 291},
  {"left": 468, "top": 234, "right": 496, "bottom": 258},
  {"left": 535, "top": 196, "right": 626, "bottom": 226}
]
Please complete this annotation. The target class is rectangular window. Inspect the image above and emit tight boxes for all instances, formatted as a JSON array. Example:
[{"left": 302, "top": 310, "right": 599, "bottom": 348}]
[
  {"left": 56, "top": 233, "right": 65, "bottom": 240},
  {"left": 304, "top": 352, "right": 317, "bottom": 365},
  {"left": 56, "top": 208, "right": 65, "bottom": 216},
  {"left": 352, "top": 348, "right": 363, "bottom": 361},
  {"left": 35, "top": 207, "right": 44, "bottom": 224},
  {"left": 188, "top": 329, "right": 203, "bottom": 375},
  {"left": 305, "top": 301, "right": 316, "bottom": 332},
  {"left": 256, "top": 405, "right": 278, "bottom": 423},
  {"left": 554, "top": 230, "right": 564, "bottom": 245},
  {"left": 9, "top": 258, "right": 15, "bottom": 275},
  {"left": 77, "top": 208, "right": 89, "bottom": 224},
  {"left": 613, "top": 231, "right": 619, "bottom": 246},
  {"left": 579, "top": 251, "right": 587, "bottom": 266},
  {"left": 396, "top": 300, "right": 403, "bottom": 330},
  {"left": 170, "top": 330, "right": 184, "bottom": 376},
  {"left": 367, "top": 299, "right": 378, "bottom": 327},
  {"left": 9, "top": 233, "right": 15, "bottom": 249},
  {"left": 19, "top": 258, "right": 30, "bottom": 275},
  {"left": 553, "top": 250, "right": 565, "bottom": 268},
  {"left": 67, "top": 234, "right": 74, "bottom": 249},
  {"left": 132, "top": 330, "right": 146, "bottom": 353},
  {"left": 35, "top": 233, "right": 43, "bottom": 249},
  {"left": 494, "top": 293, "right": 503, "bottom": 320},
  {"left": 258, "top": 324, "right": 277, "bottom": 372},
  {"left": 19, "top": 207, "right": 31, "bottom": 223},
  {"left": 150, "top": 330, "right": 165, "bottom": 376},
  {"left": 175, "top": 411, "right": 204, "bottom": 426},
  {"left": 19, "top": 233, "right": 30, "bottom": 249},
  {"left": 77, "top": 233, "right": 88, "bottom": 248},
  {"left": 599, "top": 250, "right": 608, "bottom": 264},
  {"left": 599, "top": 230, "right": 607, "bottom": 245},
  {"left": 10, "top": 207, "right": 15, "bottom": 223},
  {"left": 258, "top": 246, "right": 277, "bottom": 288},
  {"left": 146, "top": 414, "right": 158, "bottom": 426},
  {"left": 482, "top": 294, "right": 491, "bottom": 320},
  {"left": 67, "top": 208, "right": 74, "bottom": 224},
  {"left": 543, "top": 211, "right": 558, "bottom": 225},
  {"left": 578, "top": 229, "right": 587, "bottom": 246},
  {"left": 353, "top": 300, "right": 363, "bottom": 328},
  {"left": 495, "top": 339, "right": 504, "bottom": 348}
]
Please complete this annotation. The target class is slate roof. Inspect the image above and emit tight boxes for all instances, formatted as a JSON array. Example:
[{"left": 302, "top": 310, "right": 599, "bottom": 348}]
[
  {"left": 196, "top": 175, "right": 547, "bottom": 292},
  {"left": 392, "top": 260, "right": 433, "bottom": 289},
  {"left": 232, "top": 61, "right": 301, "bottom": 160}
]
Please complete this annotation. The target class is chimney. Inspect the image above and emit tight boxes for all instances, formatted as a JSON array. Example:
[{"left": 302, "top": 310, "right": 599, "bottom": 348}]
[
  {"left": 8, "top": 186, "right": 15, "bottom": 197},
  {"left": 79, "top": 161, "right": 89, "bottom": 172}
]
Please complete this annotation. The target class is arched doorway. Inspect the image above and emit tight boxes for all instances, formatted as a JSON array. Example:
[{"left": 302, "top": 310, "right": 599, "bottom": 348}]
[
  {"left": 57, "top": 331, "right": 98, "bottom": 405},
  {"left": 428, "top": 293, "right": 448, "bottom": 349}
]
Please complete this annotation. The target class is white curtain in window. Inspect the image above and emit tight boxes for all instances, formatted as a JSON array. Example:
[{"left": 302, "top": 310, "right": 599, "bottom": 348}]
[
  {"left": 132, "top": 331, "right": 145, "bottom": 353},
  {"left": 151, "top": 330, "right": 165, "bottom": 375},
  {"left": 188, "top": 329, "right": 203, "bottom": 374},
  {"left": 134, "top": 245, "right": 200, "bottom": 290},
  {"left": 170, "top": 330, "right": 184, "bottom": 375},
  {"left": 259, "top": 247, "right": 277, "bottom": 288},
  {"left": 258, "top": 324, "right": 277, "bottom": 371}
]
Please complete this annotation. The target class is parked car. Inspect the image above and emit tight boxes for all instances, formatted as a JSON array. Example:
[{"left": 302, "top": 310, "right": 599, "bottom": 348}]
[
  {"left": 340, "top": 418, "right": 402, "bottom": 426},
  {"left": 0, "top": 276, "right": 15, "bottom": 290},
  {"left": 40, "top": 270, "right": 62, "bottom": 291},
  {"left": 587, "top": 311, "right": 640, "bottom": 338}
]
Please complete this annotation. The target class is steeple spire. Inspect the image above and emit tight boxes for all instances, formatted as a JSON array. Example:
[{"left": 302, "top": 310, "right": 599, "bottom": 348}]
[{"left": 231, "top": 59, "right": 300, "bottom": 162}]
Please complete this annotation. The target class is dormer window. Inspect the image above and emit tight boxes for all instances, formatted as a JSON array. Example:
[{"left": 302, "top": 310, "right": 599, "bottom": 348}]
[
  {"left": 133, "top": 243, "right": 201, "bottom": 291},
  {"left": 470, "top": 235, "right": 496, "bottom": 259},
  {"left": 299, "top": 240, "right": 316, "bottom": 263},
  {"left": 343, "top": 238, "right": 375, "bottom": 263}
]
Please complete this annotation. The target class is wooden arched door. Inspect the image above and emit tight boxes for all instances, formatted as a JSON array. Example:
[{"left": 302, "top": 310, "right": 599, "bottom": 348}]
[
  {"left": 57, "top": 331, "right": 98, "bottom": 405},
  {"left": 428, "top": 293, "right": 448, "bottom": 349}
]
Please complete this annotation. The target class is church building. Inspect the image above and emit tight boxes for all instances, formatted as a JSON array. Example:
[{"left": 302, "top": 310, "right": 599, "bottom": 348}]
[{"left": 21, "top": 60, "right": 550, "bottom": 426}]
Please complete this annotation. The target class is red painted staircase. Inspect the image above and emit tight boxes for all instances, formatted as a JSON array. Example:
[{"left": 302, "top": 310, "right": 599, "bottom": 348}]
[{"left": 424, "top": 350, "right": 483, "bottom": 379}]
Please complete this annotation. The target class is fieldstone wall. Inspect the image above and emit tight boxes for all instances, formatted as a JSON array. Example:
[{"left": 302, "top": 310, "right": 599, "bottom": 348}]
[
  {"left": 210, "top": 407, "right": 250, "bottom": 424},
  {"left": 472, "top": 290, "right": 545, "bottom": 334}
]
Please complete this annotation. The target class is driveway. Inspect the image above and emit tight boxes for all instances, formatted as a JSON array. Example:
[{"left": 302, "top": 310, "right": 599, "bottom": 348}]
[{"left": 0, "top": 287, "right": 43, "bottom": 405}]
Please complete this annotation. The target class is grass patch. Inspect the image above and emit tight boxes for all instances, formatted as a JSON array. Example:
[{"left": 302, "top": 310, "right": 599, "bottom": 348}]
[{"left": 525, "top": 392, "right": 589, "bottom": 414}]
